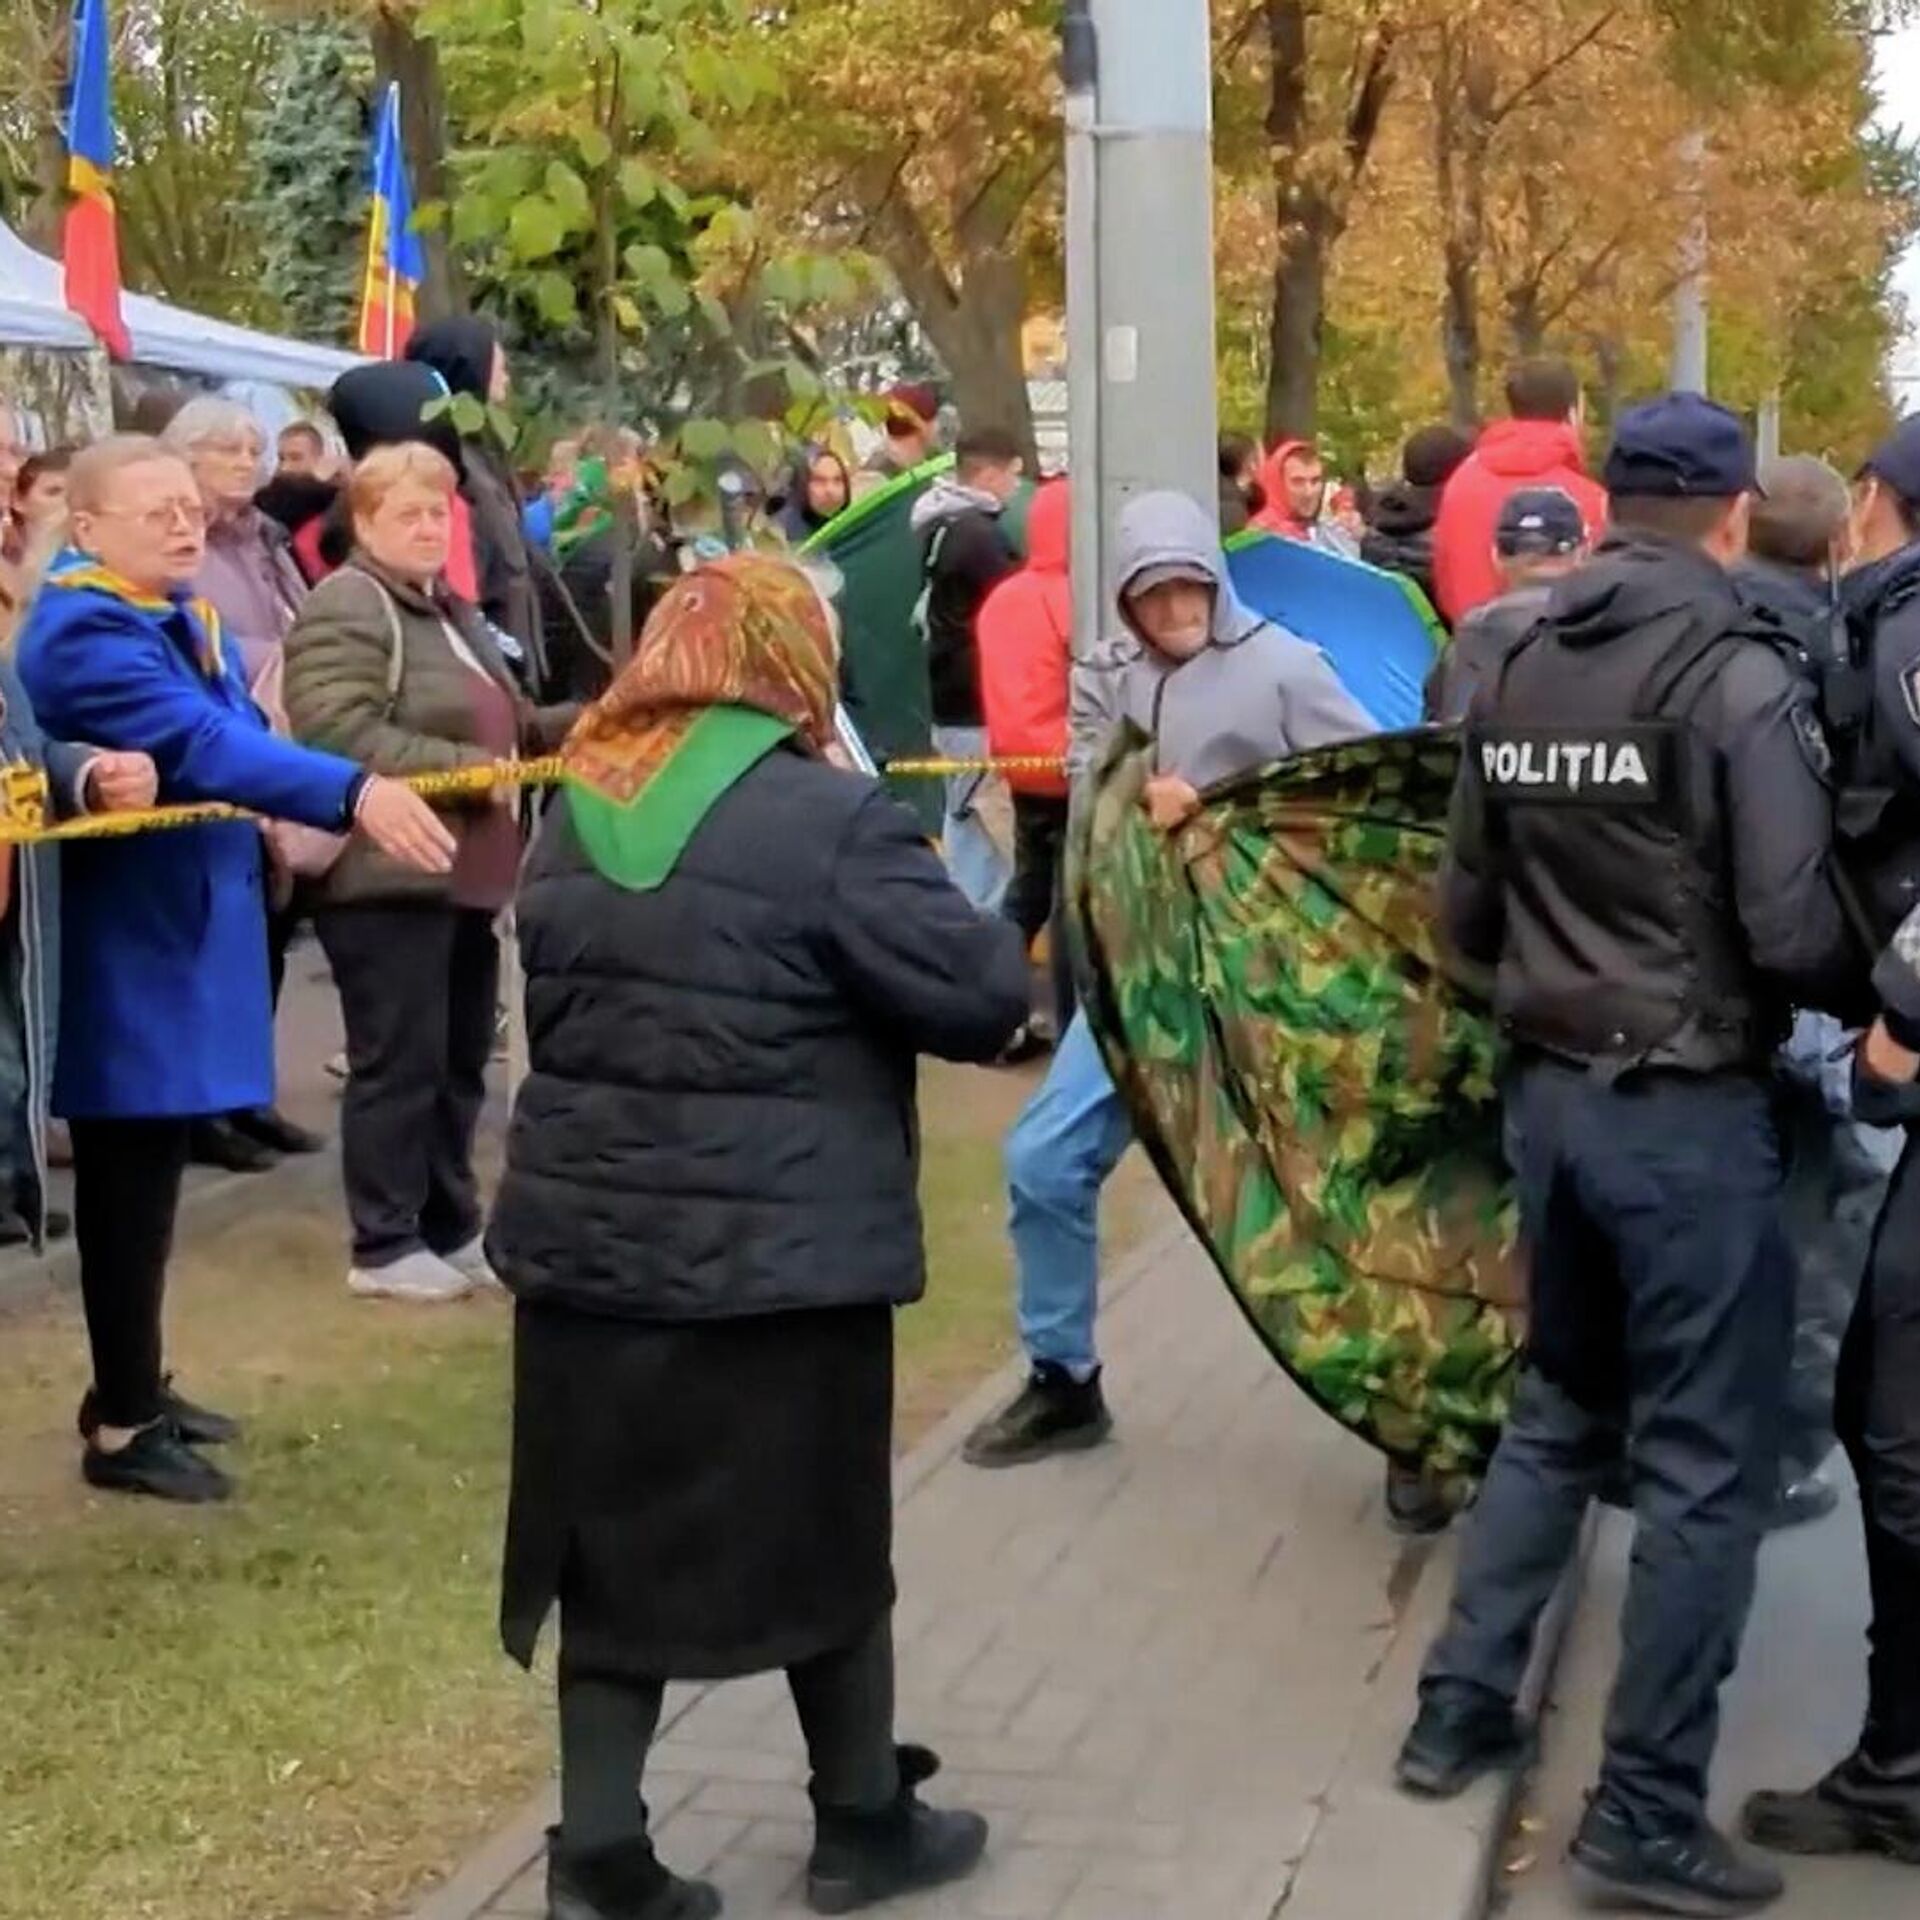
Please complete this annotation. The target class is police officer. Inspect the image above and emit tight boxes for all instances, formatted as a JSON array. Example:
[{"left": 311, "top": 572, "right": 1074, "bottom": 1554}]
[
  {"left": 1393, "top": 394, "right": 1858, "bottom": 1918},
  {"left": 1740, "top": 422, "right": 1920, "bottom": 1868}
]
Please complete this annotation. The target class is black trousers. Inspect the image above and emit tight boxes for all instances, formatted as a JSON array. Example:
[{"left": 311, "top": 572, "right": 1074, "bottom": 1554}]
[
  {"left": 555, "top": 1612, "right": 899, "bottom": 1853},
  {"left": 1005, "top": 794, "right": 1075, "bottom": 1030},
  {"left": 1838, "top": 1132, "right": 1920, "bottom": 1761},
  {"left": 1424, "top": 1063, "right": 1793, "bottom": 1834},
  {"left": 316, "top": 903, "right": 499, "bottom": 1268},
  {"left": 70, "top": 1117, "right": 193, "bottom": 1429}
]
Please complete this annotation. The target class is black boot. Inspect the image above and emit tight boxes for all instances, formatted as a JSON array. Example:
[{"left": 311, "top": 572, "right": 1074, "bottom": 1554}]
[
  {"left": 962, "top": 1363, "right": 1111, "bottom": 1469},
  {"left": 1395, "top": 1682, "right": 1532, "bottom": 1798},
  {"left": 1569, "top": 1799, "right": 1783, "bottom": 1916},
  {"left": 806, "top": 1747, "right": 987, "bottom": 1915},
  {"left": 82, "top": 1423, "right": 233, "bottom": 1504},
  {"left": 231, "top": 1106, "right": 326, "bottom": 1156},
  {"left": 1385, "top": 1460, "right": 1456, "bottom": 1537},
  {"left": 189, "top": 1117, "right": 280, "bottom": 1175},
  {"left": 1742, "top": 1747, "right": 1920, "bottom": 1865},
  {"left": 545, "top": 1828, "right": 721, "bottom": 1920}
]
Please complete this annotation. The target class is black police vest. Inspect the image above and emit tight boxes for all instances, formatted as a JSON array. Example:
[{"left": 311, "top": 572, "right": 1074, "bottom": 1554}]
[
  {"left": 1472, "top": 606, "right": 1769, "bottom": 1075},
  {"left": 1824, "top": 571, "right": 1920, "bottom": 946}
]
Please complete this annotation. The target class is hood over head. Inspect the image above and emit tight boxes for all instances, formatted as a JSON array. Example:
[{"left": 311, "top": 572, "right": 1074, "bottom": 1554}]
[
  {"left": 405, "top": 317, "right": 501, "bottom": 404},
  {"left": 1544, "top": 530, "right": 1733, "bottom": 651},
  {"left": 1255, "top": 438, "right": 1319, "bottom": 530},
  {"left": 1024, "top": 478, "right": 1070, "bottom": 574},
  {"left": 327, "top": 362, "right": 464, "bottom": 469},
  {"left": 909, "top": 474, "right": 1005, "bottom": 536},
  {"left": 1474, "top": 417, "right": 1591, "bottom": 482},
  {"left": 1113, "top": 490, "right": 1259, "bottom": 648}
]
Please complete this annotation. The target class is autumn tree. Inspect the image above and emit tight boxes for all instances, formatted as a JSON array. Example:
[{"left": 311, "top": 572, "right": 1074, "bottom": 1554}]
[{"left": 730, "top": 0, "right": 1061, "bottom": 461}]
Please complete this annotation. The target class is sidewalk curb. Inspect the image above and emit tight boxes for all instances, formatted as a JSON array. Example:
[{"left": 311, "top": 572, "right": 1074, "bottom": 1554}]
[
  {"left": 401, "top": 1214, "right": 1188, "bottom": 1920},
  {"left": 1274, "top": 1505, "right": 1600, "bottom": 1920}
]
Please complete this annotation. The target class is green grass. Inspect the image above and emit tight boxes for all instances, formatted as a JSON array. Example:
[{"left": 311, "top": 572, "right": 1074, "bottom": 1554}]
[{"left": 0, "top": 1064, "right": 1157, "bottom": 1920}]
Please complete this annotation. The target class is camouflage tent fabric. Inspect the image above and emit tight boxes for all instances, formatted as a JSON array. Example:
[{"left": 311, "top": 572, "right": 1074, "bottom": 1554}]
[{"left": 1075, "top": 729, "right": 1527, "bottom": 1479}]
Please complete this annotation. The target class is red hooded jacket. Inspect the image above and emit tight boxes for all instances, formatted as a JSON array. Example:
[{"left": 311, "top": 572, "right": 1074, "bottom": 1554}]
[
  {"left": 978, "top": 478, "right": 1072, "bottom": 800},
  {"left": 1251, "top": 439, "right": 1318, "bottom": 539},
  {"left": 1430, "top": 418, "right": 1607, "bottom": 624}
]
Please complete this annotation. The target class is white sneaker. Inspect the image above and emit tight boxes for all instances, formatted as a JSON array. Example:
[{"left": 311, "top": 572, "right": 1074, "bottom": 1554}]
[
  {"left": 443, "top": 1236, "right": 504, "bottom": 1292},
  {"left": 348, "top": 1251, "right": 473, "bottom": 1303}
]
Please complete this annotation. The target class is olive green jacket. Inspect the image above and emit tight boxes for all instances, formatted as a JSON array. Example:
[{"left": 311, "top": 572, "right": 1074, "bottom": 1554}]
[{"left": 282, "top": 553, "right": 575, "bottom": 906}]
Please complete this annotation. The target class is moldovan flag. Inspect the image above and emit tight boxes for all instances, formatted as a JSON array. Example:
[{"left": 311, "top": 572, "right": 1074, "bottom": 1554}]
[
  {"left": 62, "top": 0, "right": 131, "bottom": 360},
  {"left": 356, "top": 83, "right": 425, "bottom": 358}
]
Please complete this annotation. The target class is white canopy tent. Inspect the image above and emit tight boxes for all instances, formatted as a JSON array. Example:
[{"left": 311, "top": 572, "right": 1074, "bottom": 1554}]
[{"left": 0, "top": 221, "right": 364, "bottom": 391}]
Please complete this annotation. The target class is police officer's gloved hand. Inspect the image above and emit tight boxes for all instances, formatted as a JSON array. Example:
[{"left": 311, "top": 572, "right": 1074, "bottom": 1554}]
[{"left": 1851, "top": 1020, "right": 1920, "bottom": 1128}]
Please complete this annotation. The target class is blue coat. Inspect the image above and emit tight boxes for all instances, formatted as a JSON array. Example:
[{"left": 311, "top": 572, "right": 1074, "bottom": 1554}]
[{"left": 16, "top": 565, "right": 362, "bottom": 1119}]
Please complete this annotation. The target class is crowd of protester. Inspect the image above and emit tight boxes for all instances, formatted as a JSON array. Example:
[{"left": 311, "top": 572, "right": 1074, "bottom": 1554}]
[{"left": 7, "top": 334, "right": 1920, "bottom": 1914}]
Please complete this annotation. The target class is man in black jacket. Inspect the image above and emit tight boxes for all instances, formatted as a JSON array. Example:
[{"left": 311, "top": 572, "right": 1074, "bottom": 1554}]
[
  {"left": 1741, "top": 421, "right": 1920, "bottom": 1872},
  {"left": 912, "top": 427, "right": 1023, "bottom": 909},
  {"left": 1394, "top": 395, "right": 1859, "bottom": 1918},
  {"left": 1424, "top": 487, "right": 1589, "bottom": 723}
]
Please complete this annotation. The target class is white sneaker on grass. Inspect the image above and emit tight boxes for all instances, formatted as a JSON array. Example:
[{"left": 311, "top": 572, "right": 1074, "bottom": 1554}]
[
  {"left": 348, "top": 1251, "right": 472, "bottom": 1303},
  {"left": 444, "top": 1237, "right": 504, "bottom": 1292}
]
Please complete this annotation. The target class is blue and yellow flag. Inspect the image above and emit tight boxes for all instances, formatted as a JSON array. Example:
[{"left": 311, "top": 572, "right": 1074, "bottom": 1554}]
[
  {"left": 62, "top": 0, "right": 131, "bottom": 360},
  {"left": 356, "top": 83, "right": 426, "bottom": 358}
]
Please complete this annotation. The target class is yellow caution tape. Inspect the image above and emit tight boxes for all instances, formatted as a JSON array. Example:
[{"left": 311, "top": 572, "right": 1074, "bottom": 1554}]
[{"left": 0, "top": 750, "right": 1069, "bottom": 845}]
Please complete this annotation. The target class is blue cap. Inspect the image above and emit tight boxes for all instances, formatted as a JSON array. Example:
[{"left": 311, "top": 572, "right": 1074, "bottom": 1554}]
[
  {"left": 1496, "top": 487, "right": 1587, "bottom": 558},
  {"left": 1602, "top": 393, "right": 1758, "bottom": 500},
  {"left": 1864, "top": 415, "right": 1920, "bottom": 506}
]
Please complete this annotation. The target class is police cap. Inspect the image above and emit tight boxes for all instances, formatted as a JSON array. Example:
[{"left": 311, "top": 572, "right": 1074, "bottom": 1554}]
[
  {"left": 1862, "top": 415, "right": 1920, "bottom": 508},
  {"left": 1496, "top": 487, "right": 1587, "bottom": 558},
  {"left": 1602, "top": 393, "right": 1759, "bottom": 500}
]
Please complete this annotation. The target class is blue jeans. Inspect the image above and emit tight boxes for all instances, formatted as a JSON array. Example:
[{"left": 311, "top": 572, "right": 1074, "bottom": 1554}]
[
  {"left": 1007, "top": 1011, "right": 1133, "bottom": 1374},
  {"left": 1424, "top": 1061, "right": 1794, "bottom": 1835},
  {"left": 931, "top": 725, "right": 1011, "bottom": 914}
]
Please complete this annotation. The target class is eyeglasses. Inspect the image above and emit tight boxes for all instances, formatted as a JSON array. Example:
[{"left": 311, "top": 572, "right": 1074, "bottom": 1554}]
[{"left": 87, "top": 499, "right": 209, "bottom": 533}]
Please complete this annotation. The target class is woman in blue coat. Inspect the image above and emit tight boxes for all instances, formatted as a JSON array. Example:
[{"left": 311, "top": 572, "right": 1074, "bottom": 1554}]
[{"left": 16, "top": 435, "right": 456, "bottom": 1505}]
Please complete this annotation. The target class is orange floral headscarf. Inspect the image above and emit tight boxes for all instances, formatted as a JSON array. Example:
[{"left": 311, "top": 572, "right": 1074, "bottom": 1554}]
[{"left": 562, "top": 551, "right": 840, "bottom": 805}]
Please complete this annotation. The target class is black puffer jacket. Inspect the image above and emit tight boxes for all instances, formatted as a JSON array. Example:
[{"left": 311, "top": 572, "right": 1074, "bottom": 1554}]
[
  {"left": 1360, "top": 481, "right": 1443, "bottom": 613},
  {"left": 488, "top": 748, "right": 1030, "bottom": 1322}
]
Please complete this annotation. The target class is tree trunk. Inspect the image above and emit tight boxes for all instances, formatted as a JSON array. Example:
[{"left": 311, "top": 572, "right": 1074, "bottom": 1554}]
[
  {"left": 1266, "top": 225, "right": 1327, "bottom": 442},
  {"left": 19, "top": 0, "right": 70, "bottom": 250},
  {"left": 1433, "top": 28, "right": 1496, "bottom": 431},
  {"left": 915, "top": 254, "right": 1036, "bottom": 468},
  {"left": 370, "top": 4, "right": 464, "bottom": 320}
]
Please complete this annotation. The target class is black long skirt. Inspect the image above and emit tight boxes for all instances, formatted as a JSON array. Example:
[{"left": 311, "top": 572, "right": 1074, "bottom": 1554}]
[{"left": 501, "top": 1300, "right": 896, "bottom": 1681}]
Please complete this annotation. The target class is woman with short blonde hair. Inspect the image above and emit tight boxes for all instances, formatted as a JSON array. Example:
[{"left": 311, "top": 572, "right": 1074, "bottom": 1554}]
[{"left": 282, "top": 437, "right": 577, "bottom": 1305}]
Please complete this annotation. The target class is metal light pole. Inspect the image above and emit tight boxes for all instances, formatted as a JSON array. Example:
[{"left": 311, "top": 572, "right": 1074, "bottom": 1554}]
[
  {"left": 1063, "top": 0, "right": 1218, "bottom": 757},
  {"left": 1671, "top": 129, "right": 1710, "bottom": 394}
]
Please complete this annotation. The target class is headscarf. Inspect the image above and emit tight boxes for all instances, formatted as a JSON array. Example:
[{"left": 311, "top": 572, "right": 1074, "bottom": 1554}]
[
  {"left": 777, "top": 446, "right": 853, "bottom": 544},
  {"left": 562, "top": 552, "right": 840, "bottom": 891}
]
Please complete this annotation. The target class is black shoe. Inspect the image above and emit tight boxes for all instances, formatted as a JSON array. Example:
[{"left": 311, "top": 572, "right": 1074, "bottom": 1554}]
[
  {"left": 79, "top": 1375, "right": 242, "bottom": 1448},
  {"left": 546, "top": 1828, "right": 722, "bottom": 1920},
  {"left": 1767, "top": 1474, "right": 1841, "bottom": 1532},
  {"left": 1569, "top": 1800, "right": 1783, "bottom": 1916},
  {"left": 995, "top": 1021, "right": 1053, "bottom": 1068},
  {"left": 43, "top": 1208, "right": 71, "bottom": 1243},
  {"left": 231, "top": 1106, "right": 325, "bottom": 1156},
  {"left": 189, "top": 1117, "right": 280, "bottom": 1175},
  {"left": 1742, "top": 1747, "right": 1920, "bottom": 1864},
  {"left": 806, "top": 1746, "right": 988, "bottom": 1915},
  {"left": 0, "top": 1210, "right": 32, "bottom": 1249},
  {"left": 82, "top": 1423, "right": 233, "bottom": 1504},
  {"left": 1385, "top": 1460, "right": 1456, "bottom": 1537},
  {"left": 962, "top": 1364, "right": 1112, "bottom": 1469},
  {"left": 1395, "top": 1683, "right": 1533, "bottom": 1798}
]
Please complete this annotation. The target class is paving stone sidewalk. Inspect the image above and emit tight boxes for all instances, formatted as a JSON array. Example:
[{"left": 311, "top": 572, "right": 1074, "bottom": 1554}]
[{"left": 411, "top": 1210, "right": 1501, "bottom": 1920}]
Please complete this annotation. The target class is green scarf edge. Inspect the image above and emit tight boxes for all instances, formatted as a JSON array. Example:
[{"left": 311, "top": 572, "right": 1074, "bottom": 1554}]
[{"left": 566, "top": 706, "right": 796, "bottom": 892}]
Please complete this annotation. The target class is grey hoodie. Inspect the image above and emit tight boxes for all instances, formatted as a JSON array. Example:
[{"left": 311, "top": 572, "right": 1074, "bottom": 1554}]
[{"left": 1068, "top": 490, "right": 1373, "bottom": 788}]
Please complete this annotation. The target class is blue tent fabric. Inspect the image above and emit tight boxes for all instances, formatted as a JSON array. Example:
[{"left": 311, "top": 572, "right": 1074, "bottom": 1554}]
[{"left": 1225, "top": 532, "right": 1440, "bottom": 734}]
